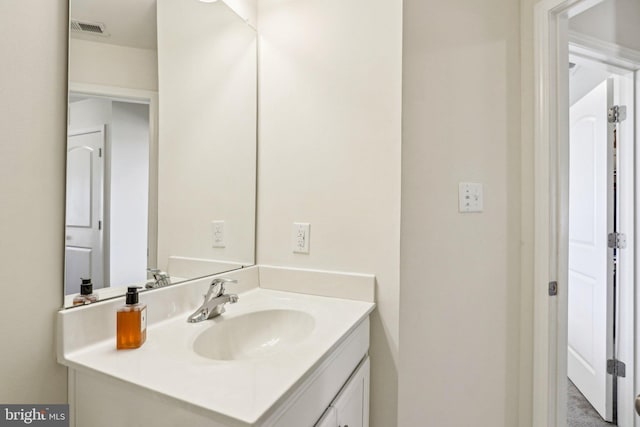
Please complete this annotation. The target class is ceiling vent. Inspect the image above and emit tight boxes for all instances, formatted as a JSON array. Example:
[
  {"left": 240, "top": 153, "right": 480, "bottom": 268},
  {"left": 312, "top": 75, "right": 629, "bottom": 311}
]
[{"left": 70, "top": 20, "right": 109, "bottom": 37}]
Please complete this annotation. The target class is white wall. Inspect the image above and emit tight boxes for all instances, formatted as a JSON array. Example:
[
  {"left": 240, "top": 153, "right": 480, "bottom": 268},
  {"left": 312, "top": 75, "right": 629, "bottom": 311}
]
[
  {"left": 157, "top": 0, "right": 257, "bottom": 274},
  {"left": 69, "top": 38, "right": 158, "bottom": 91},
  {"left": 257, "top": 0, "right": 402, "bottom": 425},
  {"left": 399, "top": 0, "right": 522, "bottom": 426},
  {"left": 224, "top": 0, "right": 257, "bottom": 28},
  {"left": 69, "top": 98, "right": 111, "bottom": 129},
  {"left": 0, "top": 0, "right": 68, "bottom": 403},
  {"left": 0, "top": 0, "right": 539, "bottom": 422},
  {"left": 110, "top": 101, "right": 149, "bottom": 286}
]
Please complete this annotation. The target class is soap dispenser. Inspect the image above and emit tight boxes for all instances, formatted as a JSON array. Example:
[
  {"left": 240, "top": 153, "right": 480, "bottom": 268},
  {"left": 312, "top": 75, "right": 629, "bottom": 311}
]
[
  {"left": 116, "top": 287, "right": 147, "bottom": 350},
  {"left": 72, "top": 278, "right": 98, "bottom": 306}
]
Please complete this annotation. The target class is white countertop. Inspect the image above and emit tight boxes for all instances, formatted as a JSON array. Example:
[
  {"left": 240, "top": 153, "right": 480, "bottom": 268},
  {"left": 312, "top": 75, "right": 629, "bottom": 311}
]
[{"left": 60, "top": 288, "right": 375, "bottom": 425}]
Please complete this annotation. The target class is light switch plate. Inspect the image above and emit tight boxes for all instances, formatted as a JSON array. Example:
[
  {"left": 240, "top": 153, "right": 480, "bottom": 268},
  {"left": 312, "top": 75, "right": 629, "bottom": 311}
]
[
  {"left": 458, "top": 182, "right": 483, "bottom": 213},
  {"left": 292, "top": 223, "right": 310, "bottom": 254}
]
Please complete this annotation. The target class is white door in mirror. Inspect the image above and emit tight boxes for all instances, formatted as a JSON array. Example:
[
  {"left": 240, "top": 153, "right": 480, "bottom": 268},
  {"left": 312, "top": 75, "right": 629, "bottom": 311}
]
[{"left": 65, "top": 128, "right": 105, "bottom": 292}]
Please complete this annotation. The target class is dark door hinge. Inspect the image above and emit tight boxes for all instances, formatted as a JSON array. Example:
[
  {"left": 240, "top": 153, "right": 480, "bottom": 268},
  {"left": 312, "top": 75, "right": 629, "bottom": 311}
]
[
  {"left": 608, "top": 232, "right": 627, "bottom": 249},
  {"left": 607, "top": 359, "right": 626, "bottom": 378}
]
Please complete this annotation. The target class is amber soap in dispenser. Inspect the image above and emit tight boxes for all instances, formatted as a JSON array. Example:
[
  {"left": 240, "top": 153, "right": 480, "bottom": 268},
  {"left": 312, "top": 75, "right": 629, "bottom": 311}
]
[
  {"left": 117, "top": 287, "right": 147, "bottom": 350},
  {"left": 72, "top": 278, "right": 98, "bottom": 306}
]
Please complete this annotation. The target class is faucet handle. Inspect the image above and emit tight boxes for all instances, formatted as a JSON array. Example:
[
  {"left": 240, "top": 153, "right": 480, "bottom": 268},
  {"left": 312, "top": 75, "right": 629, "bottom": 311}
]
[
  {"left": 206, "top": 277, "right": 238, "bottom": 299},
  {"left": 147, "top": 267, "right": 163, "bottom": 279}
]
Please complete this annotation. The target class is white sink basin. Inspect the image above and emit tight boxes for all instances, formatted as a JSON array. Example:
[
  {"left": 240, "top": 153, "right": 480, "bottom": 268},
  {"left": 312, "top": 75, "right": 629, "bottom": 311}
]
[{"left": 192, "top": 309, "right": 315, "bottom": 360}]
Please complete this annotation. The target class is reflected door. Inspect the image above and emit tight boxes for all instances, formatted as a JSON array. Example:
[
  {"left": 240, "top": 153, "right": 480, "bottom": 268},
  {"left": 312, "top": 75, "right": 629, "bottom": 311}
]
[
  {"left": 65, "top": 127, "right": 105, "bottom": 293},
  {"left": 567, "top": 80, "right": 613, "bottom": 421}
]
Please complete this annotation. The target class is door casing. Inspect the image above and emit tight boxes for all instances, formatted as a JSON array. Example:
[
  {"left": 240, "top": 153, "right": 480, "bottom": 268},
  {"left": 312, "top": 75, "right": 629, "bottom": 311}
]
[{"left": 533, "top": 1, "right": 639, "bottom": 425}]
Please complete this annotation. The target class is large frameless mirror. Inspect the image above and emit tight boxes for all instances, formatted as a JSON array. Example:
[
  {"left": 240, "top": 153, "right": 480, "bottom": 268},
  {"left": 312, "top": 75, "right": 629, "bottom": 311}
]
[{"left": 64, "top": 0, "right": 257, "bottom": 307}]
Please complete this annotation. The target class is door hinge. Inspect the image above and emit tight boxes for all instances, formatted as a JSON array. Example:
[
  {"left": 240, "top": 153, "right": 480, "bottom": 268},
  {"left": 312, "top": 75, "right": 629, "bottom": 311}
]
[
  {"left": 607, "top": 359, "right": 626, "bottom": 378},
  {"left": 98, "top": 220, "right": 102, "bottom": 230},
  {"left": 608, "top": 105, "right": 627, "bottom": 123},
  {"left": 608, "top": 232, "right": 627, "bottom": 249},
  {"left": 548, "top": 281, "right": 558, "bottom": 296},
  {"left": 99, "top": 148, "right": 103, "bottom": 157}
]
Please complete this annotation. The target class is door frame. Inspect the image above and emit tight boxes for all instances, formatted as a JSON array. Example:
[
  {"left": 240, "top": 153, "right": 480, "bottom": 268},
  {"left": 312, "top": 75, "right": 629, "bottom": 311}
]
[
  {"left": 533, "top": 1, "right": 639, "bottom": 425},
  {"left": 68, "top": 82, "right": 159, "bottom": 274}
]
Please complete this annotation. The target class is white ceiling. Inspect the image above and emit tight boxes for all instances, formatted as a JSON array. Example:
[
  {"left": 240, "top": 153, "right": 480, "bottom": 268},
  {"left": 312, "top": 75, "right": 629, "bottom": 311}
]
[
  {"left": 70, "top": 0, "right": 158, "bottom": 50},
  {"left": 569, "top": 0, "right": 640, "bottom": 52},
  {"left": 569, "top": 0, "right": 640, "bottom": 105}
]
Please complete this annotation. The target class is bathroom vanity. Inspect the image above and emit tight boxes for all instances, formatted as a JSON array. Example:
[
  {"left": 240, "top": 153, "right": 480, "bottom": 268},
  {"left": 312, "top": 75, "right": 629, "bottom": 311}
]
[{"left": 57, "top": 267, "right": 375, "bottom": 427}]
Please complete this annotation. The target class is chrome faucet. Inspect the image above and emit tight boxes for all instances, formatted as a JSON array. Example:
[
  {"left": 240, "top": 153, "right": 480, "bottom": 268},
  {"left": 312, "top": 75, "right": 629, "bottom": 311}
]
[
  {"left": 146, "top": 268, "right": 171, "bottom": 289},
  {"left": 187, "top": 278, "right": 239, "bottom": 323}
]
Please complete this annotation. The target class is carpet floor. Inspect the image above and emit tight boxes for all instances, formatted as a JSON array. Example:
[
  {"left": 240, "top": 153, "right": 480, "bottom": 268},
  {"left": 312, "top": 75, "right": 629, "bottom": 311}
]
[{"left": 567, "top": 379, "right": 615, "bottom": 427}]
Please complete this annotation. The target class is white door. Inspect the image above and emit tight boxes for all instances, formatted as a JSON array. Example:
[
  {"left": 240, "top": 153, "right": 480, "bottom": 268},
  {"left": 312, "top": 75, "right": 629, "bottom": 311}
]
[
  {"left": 567, "top": 80, "right": 613, "bottom": 421},
  {"left": 65, "top": 127, "right": 105, "bottom": 293}
]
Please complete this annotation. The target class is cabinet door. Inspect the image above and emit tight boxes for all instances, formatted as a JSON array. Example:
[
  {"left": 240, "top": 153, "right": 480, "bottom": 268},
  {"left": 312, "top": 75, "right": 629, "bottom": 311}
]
[
  {"left": 315, "top": 407, "right": 337, "bottom": 427},
  {"left": 334, "top": 357, "right": 370, "bottom": 427}
]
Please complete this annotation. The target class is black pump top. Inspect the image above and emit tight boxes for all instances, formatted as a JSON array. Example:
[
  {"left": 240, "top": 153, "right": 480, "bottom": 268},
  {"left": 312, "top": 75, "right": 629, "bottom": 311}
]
[
  {"left": 80, "top": 278, "right": 93, "bottom": 295},
  {"left": 126, "top": 287, "right": 141, "bottom": 305}
]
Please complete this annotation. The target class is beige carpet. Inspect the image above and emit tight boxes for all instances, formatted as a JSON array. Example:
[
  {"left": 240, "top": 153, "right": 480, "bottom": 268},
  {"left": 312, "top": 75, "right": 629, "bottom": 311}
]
[{"left": 567, "top": 379, "right": 615, "bottom": 427}]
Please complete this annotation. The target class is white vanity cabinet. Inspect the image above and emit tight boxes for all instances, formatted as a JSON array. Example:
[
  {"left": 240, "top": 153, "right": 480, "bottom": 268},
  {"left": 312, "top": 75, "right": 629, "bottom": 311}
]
[
  {"left": 58, "top": 280, "right": 376, "bottom": 427},
  {"left": 316, "top": 356, "right": 370, "bottom": 427}
]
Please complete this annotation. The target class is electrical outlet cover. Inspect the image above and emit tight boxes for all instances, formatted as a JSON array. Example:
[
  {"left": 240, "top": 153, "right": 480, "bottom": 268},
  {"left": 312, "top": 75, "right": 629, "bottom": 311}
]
[
  {"left": 292, "top": 223, "right": 310, "bottom": 254},
  {"left": 212, "top": 220, "right": 225, "bottom": 248}
]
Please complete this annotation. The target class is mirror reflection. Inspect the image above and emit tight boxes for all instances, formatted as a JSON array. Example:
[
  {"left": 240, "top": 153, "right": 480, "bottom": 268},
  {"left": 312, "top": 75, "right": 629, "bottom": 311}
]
[{"left": 64, "top": 0, "right": 257, "bottom": 307}]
